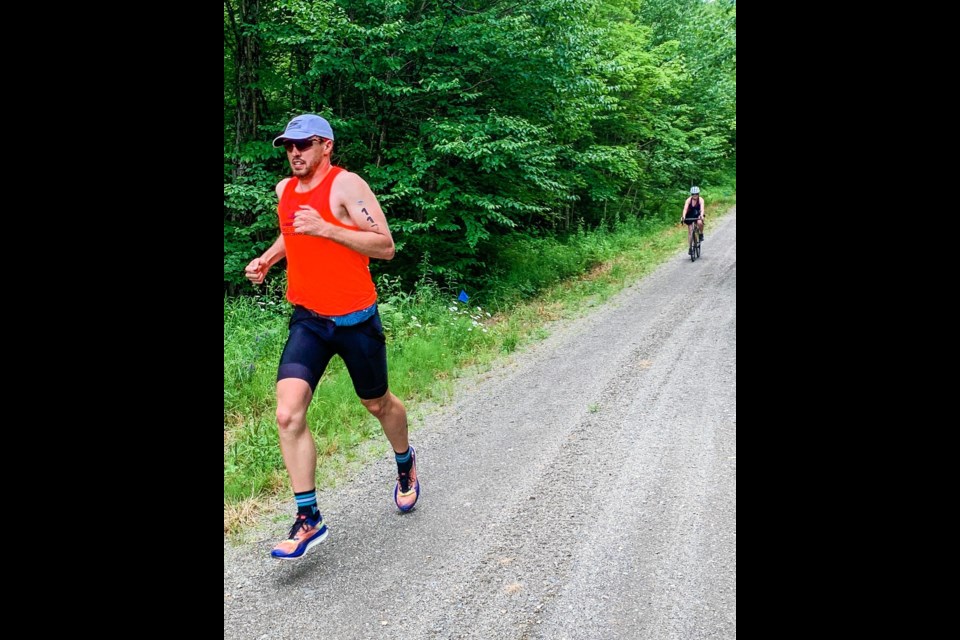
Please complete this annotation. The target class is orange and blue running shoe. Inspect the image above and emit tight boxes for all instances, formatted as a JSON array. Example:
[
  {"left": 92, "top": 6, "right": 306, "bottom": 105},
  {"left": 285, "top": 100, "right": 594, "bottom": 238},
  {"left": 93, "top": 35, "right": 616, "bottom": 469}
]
[
  {"left": 394, "top": 445, "right": 420, "bottom": 512},
  {"left": 270, "top": 512, "right": 328, "bottom": 559}
]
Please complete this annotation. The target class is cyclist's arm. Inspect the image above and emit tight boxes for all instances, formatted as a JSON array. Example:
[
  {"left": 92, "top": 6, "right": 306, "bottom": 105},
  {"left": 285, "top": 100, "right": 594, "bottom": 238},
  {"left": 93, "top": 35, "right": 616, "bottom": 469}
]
[
  {"left": 681, "top": 197, "right": 690, "bottom": 223},
  {"left": 700, "top": 199, "right": 706, "bottom": 220}
]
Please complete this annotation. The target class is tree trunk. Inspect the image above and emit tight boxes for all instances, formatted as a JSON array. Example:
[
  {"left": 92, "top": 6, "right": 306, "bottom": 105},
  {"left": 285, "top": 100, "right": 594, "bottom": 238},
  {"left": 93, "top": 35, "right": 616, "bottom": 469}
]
[{"left": 226, "top": 0, "right": 265, "bottom": 177}]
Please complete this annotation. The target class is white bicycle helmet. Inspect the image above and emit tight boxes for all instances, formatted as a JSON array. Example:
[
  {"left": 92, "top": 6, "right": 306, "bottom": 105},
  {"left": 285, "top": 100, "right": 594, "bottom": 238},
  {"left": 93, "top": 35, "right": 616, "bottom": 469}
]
[{"left": 690, "top": 186, "right": 700, "bottom": 195}]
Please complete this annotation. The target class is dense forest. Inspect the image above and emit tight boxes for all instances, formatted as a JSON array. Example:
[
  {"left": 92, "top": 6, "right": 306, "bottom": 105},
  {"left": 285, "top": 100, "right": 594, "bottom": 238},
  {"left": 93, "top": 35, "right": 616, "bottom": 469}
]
[{"left": 224, "top": 0, "right": 736, "bottom": 296}]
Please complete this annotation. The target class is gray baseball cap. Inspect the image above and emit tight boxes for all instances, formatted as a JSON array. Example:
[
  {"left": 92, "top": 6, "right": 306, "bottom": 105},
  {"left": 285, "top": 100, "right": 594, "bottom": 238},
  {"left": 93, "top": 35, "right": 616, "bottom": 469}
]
[{"left": 273, "top": 114, "right": 335, "bottom": 146}]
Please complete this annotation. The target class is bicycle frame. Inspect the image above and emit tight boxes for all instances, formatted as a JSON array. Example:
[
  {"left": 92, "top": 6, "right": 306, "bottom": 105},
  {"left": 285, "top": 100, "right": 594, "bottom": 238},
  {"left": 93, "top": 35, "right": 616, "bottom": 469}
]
[{"left": 686, "top": 217, "right": 702, "bottom": 261}]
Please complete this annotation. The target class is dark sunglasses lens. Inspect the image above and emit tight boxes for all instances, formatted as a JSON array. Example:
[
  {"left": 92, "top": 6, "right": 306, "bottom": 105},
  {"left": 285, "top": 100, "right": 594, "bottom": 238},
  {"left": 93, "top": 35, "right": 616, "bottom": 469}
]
[{"left": 284, "top": 139, "right": 314, "bottom": 151}]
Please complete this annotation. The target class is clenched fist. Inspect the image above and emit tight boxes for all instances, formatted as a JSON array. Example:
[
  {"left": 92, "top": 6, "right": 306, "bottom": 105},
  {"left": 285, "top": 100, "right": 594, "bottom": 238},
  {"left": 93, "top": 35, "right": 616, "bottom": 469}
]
[{"left": 244, "top": 257, "right": 269, "bottom": 285}]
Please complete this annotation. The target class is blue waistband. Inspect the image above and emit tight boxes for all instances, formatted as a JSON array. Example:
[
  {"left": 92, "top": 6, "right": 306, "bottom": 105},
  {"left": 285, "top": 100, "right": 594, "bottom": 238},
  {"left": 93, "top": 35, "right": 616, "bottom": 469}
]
[{"left": 329, "top": 303, "right": 377, "bottom": 327}]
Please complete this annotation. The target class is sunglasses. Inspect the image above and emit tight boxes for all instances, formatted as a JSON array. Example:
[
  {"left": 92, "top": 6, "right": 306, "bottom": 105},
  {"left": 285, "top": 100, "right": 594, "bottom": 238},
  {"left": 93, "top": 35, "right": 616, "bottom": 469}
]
[{"left": 282, "top": 138, "right": 320, "bottom": 152}]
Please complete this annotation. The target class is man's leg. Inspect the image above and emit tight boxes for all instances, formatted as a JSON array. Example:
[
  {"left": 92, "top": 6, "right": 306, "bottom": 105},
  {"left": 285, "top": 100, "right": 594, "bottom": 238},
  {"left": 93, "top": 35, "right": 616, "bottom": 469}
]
[
  {"left": 362, "top": 391, "right": 419, "bottom": 511},
  {"left": 276, "top": 378, "right": 317, "bottom": 492},
  {"left": 361, "top": 391, "right": 408, "bottom": 452},
  {"left": 270, "top": 378, "right": 329, "bottom": 559},
  {"left": 340, "top": 313, "right": 420, "bottom": 511},
  {"left": 270, "top": 311, "right": 335, "bottom": 559}
]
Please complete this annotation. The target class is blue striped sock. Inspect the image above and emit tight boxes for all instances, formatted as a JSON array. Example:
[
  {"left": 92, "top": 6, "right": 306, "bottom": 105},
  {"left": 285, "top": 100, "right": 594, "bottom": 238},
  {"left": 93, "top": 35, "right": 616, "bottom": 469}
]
[
  {"left": 395, "top": 448, "right": 413, "bottom": 476},
  {"left": 294, "top": 489, "right": 318, "bottom": 518}
]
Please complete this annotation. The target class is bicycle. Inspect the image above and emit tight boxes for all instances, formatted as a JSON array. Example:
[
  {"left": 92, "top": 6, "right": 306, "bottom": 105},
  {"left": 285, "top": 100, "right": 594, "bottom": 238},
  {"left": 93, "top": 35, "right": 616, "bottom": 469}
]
[{"left": 685, "top": 217, "right": 702, "bottom": 262}]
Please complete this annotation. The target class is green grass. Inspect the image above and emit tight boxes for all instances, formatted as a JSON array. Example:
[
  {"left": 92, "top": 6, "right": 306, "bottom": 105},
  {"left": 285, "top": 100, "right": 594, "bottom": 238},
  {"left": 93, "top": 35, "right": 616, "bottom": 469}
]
[{"left": 224, "top": 191, "right": 735, "bottom": 531}]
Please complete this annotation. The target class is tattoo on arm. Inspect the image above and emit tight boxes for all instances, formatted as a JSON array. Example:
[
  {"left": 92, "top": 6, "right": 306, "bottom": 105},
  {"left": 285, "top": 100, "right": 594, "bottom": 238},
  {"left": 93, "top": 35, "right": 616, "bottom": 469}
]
[{"left": 360, "top": 206, "right": 379, "bottom": 229}]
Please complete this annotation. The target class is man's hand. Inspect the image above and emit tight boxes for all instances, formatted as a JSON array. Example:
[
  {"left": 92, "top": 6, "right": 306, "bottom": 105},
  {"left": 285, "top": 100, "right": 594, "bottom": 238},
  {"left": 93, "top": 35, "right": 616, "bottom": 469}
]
[
  {"left": 293, "top": 205, "right": 334, "bottom": 237},
  {"left": 245, "top": 257, "right": 270, "bottom": 285}
]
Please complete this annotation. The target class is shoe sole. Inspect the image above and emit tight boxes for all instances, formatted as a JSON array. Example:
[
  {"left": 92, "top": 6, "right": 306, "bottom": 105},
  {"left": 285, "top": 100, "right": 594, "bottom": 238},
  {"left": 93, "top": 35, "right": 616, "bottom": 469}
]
[{"left": 272, "top": 527, "right": 329, "bottom": 560}]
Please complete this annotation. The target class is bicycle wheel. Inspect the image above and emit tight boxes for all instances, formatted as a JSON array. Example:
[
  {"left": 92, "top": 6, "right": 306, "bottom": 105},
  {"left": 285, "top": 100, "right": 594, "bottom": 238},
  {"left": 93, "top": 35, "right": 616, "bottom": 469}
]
[
  {"left": 690, "top": 236, "right": 696, "bottom": 261},
  {"left": 695, "top": 237, "right": 700, "bottom": 259}
]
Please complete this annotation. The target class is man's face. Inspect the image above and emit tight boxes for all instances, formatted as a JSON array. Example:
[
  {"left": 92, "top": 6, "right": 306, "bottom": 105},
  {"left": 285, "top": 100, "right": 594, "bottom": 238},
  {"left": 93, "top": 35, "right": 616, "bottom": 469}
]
[{"left": 283, "top": 137, "right": 328, "bottom": 177}]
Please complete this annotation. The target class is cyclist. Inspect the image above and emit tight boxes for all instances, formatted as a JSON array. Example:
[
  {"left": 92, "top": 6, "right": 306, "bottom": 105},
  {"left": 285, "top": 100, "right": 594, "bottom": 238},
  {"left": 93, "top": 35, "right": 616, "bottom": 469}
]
[{"left": 680, "top": 186, "right": 705, "bottom": 249}]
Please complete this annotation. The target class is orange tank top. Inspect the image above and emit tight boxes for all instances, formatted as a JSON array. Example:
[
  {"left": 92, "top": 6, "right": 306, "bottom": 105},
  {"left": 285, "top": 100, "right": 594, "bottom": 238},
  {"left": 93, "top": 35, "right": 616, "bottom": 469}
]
[{"left": 278, "top": 166, "right": 377, "bottom": 315}]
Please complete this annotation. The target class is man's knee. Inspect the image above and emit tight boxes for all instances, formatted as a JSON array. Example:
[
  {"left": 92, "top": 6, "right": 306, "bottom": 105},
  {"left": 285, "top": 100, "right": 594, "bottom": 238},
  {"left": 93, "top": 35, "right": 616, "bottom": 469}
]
[
  {"left": 276, "top": 405, "right": 307, "bottom": 432},
  {"left": 361, "top": 392, "right": 392, "bottom": 419}
]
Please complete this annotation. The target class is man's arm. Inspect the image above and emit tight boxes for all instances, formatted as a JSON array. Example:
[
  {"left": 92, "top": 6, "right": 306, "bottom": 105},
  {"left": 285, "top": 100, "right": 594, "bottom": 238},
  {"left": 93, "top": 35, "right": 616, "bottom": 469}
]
[
  {"left": 260, "top": 235, "right": 287, "bottom": 267},
  {"left": 244, "top": 235, "right": 286, "bottom": 284},
  {"left": 292, "top": 172, "right": 396, "bottom": 260},
  {"left": 244, "top": 178, "right": 291, "bottom": 285}
]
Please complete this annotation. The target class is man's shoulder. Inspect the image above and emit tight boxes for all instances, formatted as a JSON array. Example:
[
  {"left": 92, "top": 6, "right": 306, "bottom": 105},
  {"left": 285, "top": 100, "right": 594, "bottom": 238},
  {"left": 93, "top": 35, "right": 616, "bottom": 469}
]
[
  {"left": 276, "top": 177, "right": 293, "bottom": 197},
  {"left": 332, "top": 168, "right": 368, "bottom": 191},
  {"left": 333, "top": 167, "right": 362, "bottom": 182}
]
